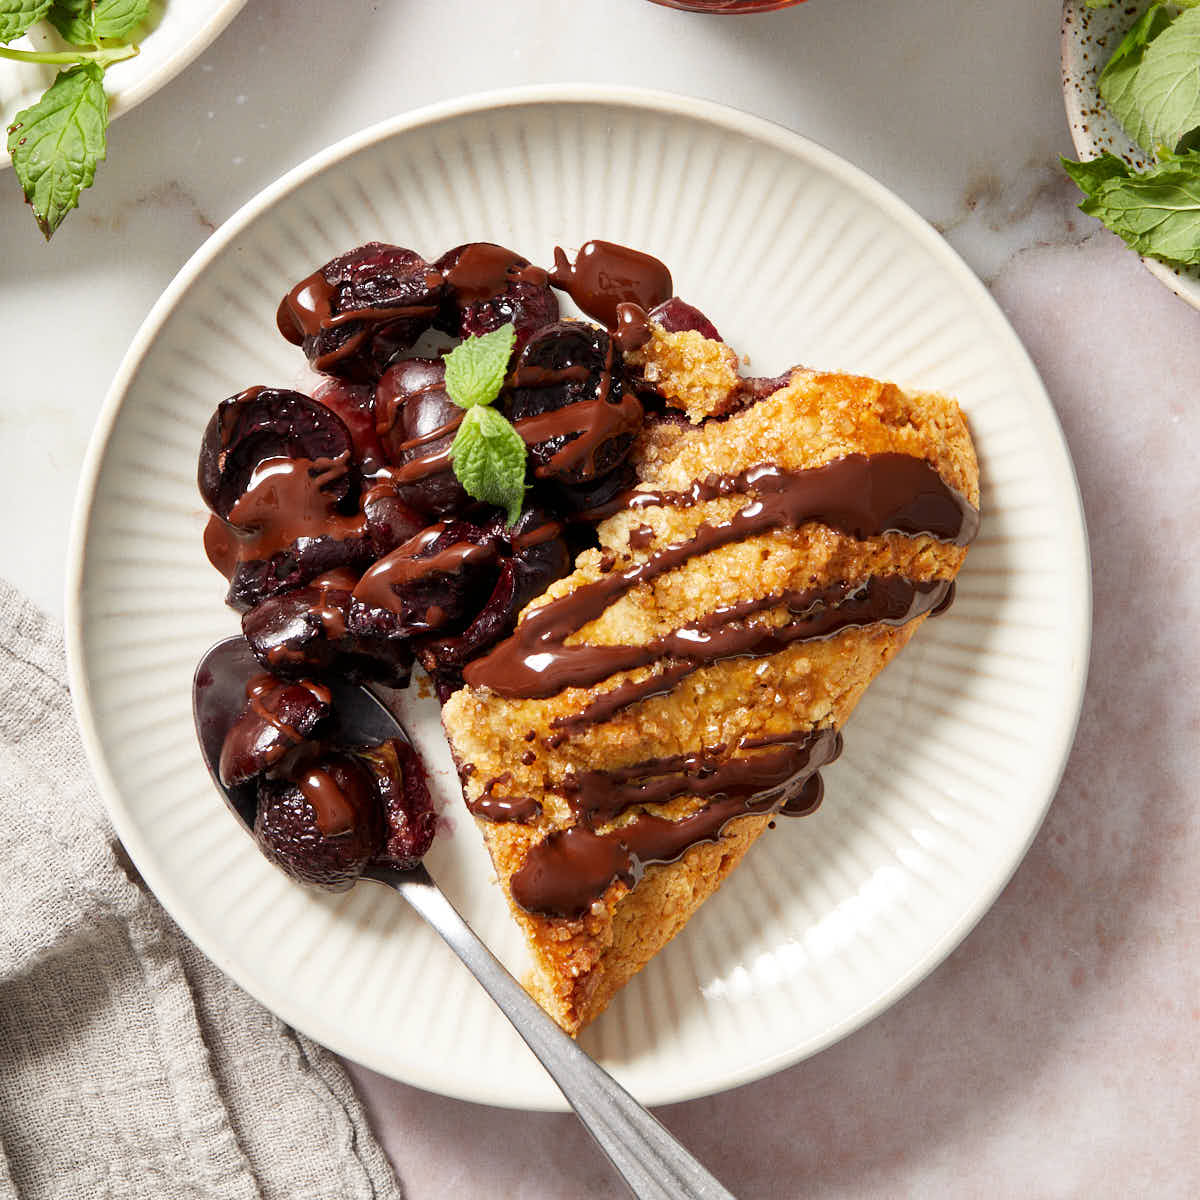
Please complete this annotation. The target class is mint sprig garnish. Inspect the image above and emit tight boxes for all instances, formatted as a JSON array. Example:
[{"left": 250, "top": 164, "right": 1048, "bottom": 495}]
[
  {"left": 1064, "top": 3, "right": 1200, "bottom": 267},
  {"left": 1062, "top": 150, "right": 1200, "bottom": 265},
  {"left": 0, "top": 0, "right": 52, "bottom": 42},
  {"left": 2, "top": 0, "right": 146, "bottom": 238},
  {"left": 8, "top": 61, "right": 108, "bottom": 238},
  {"left": 50, "top": 0, "right": 148, "bottom": 46},
  {"left": 451, "top": 406, "right": 528, "bottom": 526},
  {"left": 444, "top": 323, "right": 527, "bottom": 526},
  {"left": 1101, "top": 5, "right": 1200, "bottom": 156}
]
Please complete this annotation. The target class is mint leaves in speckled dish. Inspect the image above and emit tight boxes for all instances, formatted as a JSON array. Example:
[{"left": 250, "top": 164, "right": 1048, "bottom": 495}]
[
  {"left": 444, "top": 323, "right": 529, "bottom": 526},
  {"left": 1065, "top": 3, "right": 1200, "bottom": 266},
  {"left": 2, "top": 0, "right": 148, "bottom": 238}
]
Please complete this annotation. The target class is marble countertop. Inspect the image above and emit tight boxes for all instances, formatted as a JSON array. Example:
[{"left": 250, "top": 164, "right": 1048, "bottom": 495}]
[{"left": 3, "top": 0, "right": 1196, "bottom": 1195}]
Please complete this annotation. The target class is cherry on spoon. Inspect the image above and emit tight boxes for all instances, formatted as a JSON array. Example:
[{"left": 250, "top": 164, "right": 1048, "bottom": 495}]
[{"left": 193, "top": 636, "right": 734, "bottom": 1200}]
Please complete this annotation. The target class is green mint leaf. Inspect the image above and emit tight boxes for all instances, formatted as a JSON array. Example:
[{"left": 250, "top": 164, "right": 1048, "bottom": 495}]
[
  {"left": 1103, "top": 7, "right": 1200, "bottom": 155},
  {"left": 1085, "top": 0, "right": 1115, "bottom": 8},
  {"left": 1075, "top": 151, "right": 1200, "bottom": 265},
  {"left": 47, "top": 0, "right": 95, "bottom": 44},
  {"left": 8, "top": 60, "right": 107, "bottom": 238},
  {"left": 1061, "top": 151, "right": 1131, "bottom": 195},
  {"left": 91, "top": 0, "right": 148, "bottom": 39},
  {"left": 443, "top": 322, "right": 516, "bottom": 410},
  {"left": 0, "top": 0, "right": 52, "bottom": 41},
  {"left": 1098, "top": 3, "right": 1175, "bottom": 154},
  {"left": 1100, "top": 3, "right": 1172, "bottom": 83},
  {"left": 49, "top": 0, "right": 147, "bottom": 45},
  {"left": 449, "top": 404, "right": 527, "bottom": 526}
]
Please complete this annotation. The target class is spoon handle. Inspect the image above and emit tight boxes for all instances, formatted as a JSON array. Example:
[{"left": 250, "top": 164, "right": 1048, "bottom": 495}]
[{"left": 379, "top": 867, "right": 735, "bottom": 1200}]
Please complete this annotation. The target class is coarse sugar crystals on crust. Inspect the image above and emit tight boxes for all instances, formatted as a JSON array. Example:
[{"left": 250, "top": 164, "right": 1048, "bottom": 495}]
[
  {"left": 441, "top": 364, "right": 979, "bottom": 1036},
  {"left": 624, "top": 325, "right": 742, "bottom": 421}
]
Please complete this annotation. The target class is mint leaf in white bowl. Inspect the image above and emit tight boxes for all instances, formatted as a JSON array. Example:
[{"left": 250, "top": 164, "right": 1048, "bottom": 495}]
[
  {"left": 1062, "top": 0, "right": 1200, "bottom": 307},
  {"left": 0, "top": 0, "right": 248, "bottom": 226}
]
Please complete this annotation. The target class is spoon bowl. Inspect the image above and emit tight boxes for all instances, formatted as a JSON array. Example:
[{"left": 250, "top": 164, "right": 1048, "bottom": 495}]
[{"left": 191, "top": 635, "right": 734, "bottom": 1200}]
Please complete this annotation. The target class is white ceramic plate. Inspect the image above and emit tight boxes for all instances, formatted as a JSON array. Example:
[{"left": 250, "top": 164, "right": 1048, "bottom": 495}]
[
  {"left": 1061, "top": 0, "right": 1200, "bottom": 309},
  {"left": 0, "top": 0, "right": 246, "bottom": 170},
  {"left": 66, "top": 86, "right": 1091, "bottom": 1111}
]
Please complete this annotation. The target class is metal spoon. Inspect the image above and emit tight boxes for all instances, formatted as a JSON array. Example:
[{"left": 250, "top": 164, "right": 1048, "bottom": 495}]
[{"left": 194, "top": 637, "right": 735, "bottom": 1200}]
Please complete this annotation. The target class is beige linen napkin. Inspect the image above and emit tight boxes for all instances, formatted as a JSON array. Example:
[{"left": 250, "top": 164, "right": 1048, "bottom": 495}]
[{"left": 0, "top": 579, "right": 403, "bottom": 1200}]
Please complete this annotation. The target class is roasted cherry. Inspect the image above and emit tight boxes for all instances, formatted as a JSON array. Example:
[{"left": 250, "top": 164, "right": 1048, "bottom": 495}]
[
  {"left": 276, "top": 243, "right": 445, "bottom": 383},
  {"left": 349, "top": 520, "right": 503, "bottom": 641},
  {"left": 254, "top": 754, "right": 383, "bottom": 890},
  {"left": 198, "top": 387, "right": 387, "bottom": 610},
  {"left": 542, "top": 459, "right": 638, "bottom": 521},
  {"left": 241, "top": 570, "right": 415, "bottom": 688},
  {"left": 198, "top": 386, "right": 358, "bottom": 521},
  {"left": 373, "top": 357, "right": 474, "bottom": 518},
  {"left": 647, "top": 296, "right": 723, "bottom": 342},
  {"left": 313, "top": 378, "right": 388, "bottom": 474},
  {"left": 355, "top": 738, "right": 436, "bottom": 868},
  {"left": 434, "top": 242, "right": 559, "bottom": 353},
  {"left": 415, "top": 510, "right": 570, "bottom": 699},
  {"left": 218, "top": 675, "right": 332, "bottom": 788},
  {"left": 506, "top": 322, "right": 643, "bottom": 485},
  {"left": 360, "top": 480, "right": 428, "bottom": 558},
  {"left": 221, "top": 532, "right": 373, "bottom": 614}
]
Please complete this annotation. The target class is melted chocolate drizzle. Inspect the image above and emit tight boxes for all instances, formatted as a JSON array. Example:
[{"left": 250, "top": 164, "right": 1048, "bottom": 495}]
[
  {"left": 275, "top": 267, "right": 441, "bottom": 373},
  {"left": 298, "top": 766, "right": 357, "bottom": 836},
  {"left": 510, "top": 727, "right": 842, "bottom": 918},
  {"left": 548, "top": 241, "right": 673, "bottom": 328},
  {"left": 464, "top": 453, "right": 979, "bottom": 700},
  {"left": 612, "top": 302, "right": 653, "bottom": 352},
  {"left": 546, "top": 576, "right": 952, "bottom": 734},
  {"left": 442, "top": 243, "right": 548, "bottom": 301},
  {"left": 465, "top": 773, "right": 543, "bottom": 824},
  {"left": 204, "top": 455, "right": 363, "bottom": 579}
]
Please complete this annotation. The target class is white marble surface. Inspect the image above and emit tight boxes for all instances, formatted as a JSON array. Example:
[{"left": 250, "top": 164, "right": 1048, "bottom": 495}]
[{"left": 3, "top": 0, "right": 1197, "bottom": 1195}]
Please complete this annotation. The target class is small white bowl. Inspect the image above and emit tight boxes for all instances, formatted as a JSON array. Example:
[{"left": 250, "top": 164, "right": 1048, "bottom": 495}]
[
  {"left": 0, "top": 0, "right": 247, "bottom": 172},
  {"left": 1061, "top": 0, "right": 1200, "bottom": 309}
]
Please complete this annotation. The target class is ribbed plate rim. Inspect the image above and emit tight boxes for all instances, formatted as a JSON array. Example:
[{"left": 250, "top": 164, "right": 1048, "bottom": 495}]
[{"left": 65, "top": 84, "right": 1092, "bottom": 1111}]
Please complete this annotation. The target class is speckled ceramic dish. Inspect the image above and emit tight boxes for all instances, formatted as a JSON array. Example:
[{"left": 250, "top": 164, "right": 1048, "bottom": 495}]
[
  {"left": 66, "top": 86, "right": 1090, "bottom": 1111},
  {"left": 1061, "top": 0, "right": 1200, "bottom": 309},
  {"left": 0, "top": 0, "right": 247, "bottom": 171}
]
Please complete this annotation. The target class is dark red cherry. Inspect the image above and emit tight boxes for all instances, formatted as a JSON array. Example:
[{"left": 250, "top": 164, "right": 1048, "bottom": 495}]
[
  {"left": 241, "top": 570, "right": 415, "bottom": 688},
  {"left": 647, "top": 297, "right": 722, "bottom": 342},
  {"left": 276, "top": 243, "right": 445, "bottom": 383},
  {"left": 435, "top": 242, "right": 559, "bottom": 354},
  {"left": 374, "top": 358, "right": 474, "bottom": 518},
  {"left": 254, "top": 754, "right": 384, "bottom": 890},
  {"left": 348, "top": 520, "right": 503, "bottom": 642},
  {"left": 312, "top": 378, "right": 388, "bottom": 474},
  {"left": 218, "top": 675, "right": 332, "bottom": 788},
  {"left": 198, "top": 386, "right": 358, "bottom": 521},
  {"left": 355, "top": 738, "right": 436, "bottom": 869},
  {"left": 416, "top": 509, "right": 570, "bottom": 699},
  {"left": 505, "top": 322, "right": 643, "bottom": 485}
]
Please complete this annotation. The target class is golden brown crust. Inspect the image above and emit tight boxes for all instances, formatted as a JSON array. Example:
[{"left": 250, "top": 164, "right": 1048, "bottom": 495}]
[
  {"left": 442, "top": 363, "right": 979, "bottom": 1035},
  {"left": 624, "top": 326, "right": 742, "bottom": 421}
]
